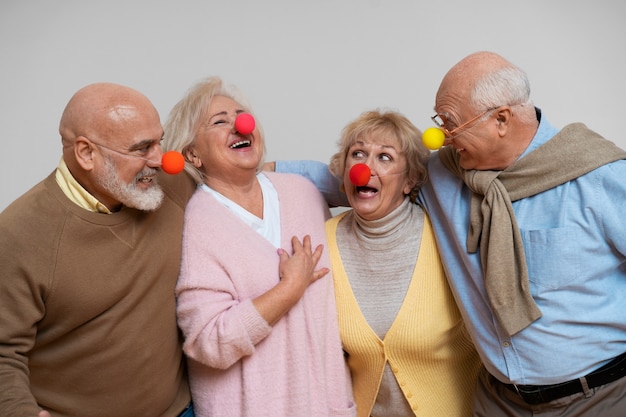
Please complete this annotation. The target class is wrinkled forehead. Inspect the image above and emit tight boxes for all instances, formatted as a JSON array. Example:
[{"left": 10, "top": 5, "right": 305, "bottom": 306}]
[
  {"left": 102, "top": 104, "right": 162, "bottom": 144},
  {"left": 436, "top": 75, "right": 474, "bottom": 112}
]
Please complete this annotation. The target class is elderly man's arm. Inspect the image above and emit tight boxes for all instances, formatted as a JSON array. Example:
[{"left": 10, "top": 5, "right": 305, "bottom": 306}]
[{"left": 265, "top": 160, "right": 349, "bottom": 207}]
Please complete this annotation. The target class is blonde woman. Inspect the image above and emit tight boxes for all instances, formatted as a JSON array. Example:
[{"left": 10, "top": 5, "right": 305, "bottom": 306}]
[{"left": 325, "top": 109, "right": 480, "bottom": 417}]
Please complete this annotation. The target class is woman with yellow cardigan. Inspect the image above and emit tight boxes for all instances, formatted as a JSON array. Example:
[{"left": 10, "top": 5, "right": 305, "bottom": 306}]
[{"left": 326, "top": 109, "right": 480, "bottom": 417}]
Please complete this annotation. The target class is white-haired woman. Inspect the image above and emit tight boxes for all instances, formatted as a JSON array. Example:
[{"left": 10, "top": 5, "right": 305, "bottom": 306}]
[{"left": 163, "top": 77, "right": 355, "bottom": 417}]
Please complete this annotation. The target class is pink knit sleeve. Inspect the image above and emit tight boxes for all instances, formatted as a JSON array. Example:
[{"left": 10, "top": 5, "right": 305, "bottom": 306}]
[{"left": 176, "top": 191, "right": 273, "bottom": 370}]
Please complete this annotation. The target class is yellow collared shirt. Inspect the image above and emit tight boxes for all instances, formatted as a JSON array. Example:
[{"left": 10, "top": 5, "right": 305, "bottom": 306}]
[{"left": 55, "top": 158, "right": 111, "bottom": 214}]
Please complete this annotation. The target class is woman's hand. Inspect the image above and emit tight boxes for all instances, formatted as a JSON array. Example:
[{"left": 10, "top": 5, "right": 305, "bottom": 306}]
[
  {"left": 277, "top": 235, "right": 329, "bottom": 298},
  {"left": 252, "top": 235, "right": 329, "bottom": 326}
]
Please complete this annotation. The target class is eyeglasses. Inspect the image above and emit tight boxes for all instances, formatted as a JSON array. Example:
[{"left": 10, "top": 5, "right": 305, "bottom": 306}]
[
  {"left": 85, "top": 137, "right": 162, "bottom": 164},
  {"left": 431, "top": 106, "right": 499, "bottom": 138}
]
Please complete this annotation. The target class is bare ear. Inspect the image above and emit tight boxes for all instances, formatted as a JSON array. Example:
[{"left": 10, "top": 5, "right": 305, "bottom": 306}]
[
  {"left": 184, "top": 146, "right": 203, "bottom": 169},
  {"left": 74, "top": 136, "right": 96, "bottom": 171},
  {"left": 495, "top": 106, "right": 513, "bottom": 136},
  {"left": 403, "top": 174, "right": 418, "bottom": 196}
]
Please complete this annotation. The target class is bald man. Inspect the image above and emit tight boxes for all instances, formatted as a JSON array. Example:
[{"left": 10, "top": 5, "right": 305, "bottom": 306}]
[
  {"left": 273, "top": 51, "right": 626, "bottom": 415},
  {"left": 0, "top": 83, "right": 196, "bottom": 417},
  {"left": 420, "top": 51, "right": 626, "bottom": 416}
]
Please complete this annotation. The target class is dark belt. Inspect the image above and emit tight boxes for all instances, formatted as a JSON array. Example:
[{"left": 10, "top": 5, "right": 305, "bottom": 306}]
[{"left": 499, "top": 351, "right": 626, "bottom": 405}]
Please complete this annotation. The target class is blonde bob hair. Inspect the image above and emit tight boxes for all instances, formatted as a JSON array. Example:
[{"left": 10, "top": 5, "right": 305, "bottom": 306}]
[
  {"left": 329, "top": 109, "right": 429, "bottom": 202},
  {"left": 162, "top": 76, "right": 264, "bottom": 184}
]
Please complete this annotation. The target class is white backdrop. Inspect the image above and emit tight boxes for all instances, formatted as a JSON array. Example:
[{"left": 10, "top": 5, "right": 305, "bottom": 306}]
[{"left": 1, "top": 0, "right": 625, "bottom": 211}]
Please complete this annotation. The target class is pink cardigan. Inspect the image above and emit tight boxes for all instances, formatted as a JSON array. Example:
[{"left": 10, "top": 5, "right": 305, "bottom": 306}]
[{"left": 176, "top": 172, "right": 355, "bottom": 417}]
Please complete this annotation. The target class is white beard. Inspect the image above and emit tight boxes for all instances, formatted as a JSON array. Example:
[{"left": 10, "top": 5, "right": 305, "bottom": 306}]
[{"left": 99, "top": 156, "right": 164, "bottom": 211}]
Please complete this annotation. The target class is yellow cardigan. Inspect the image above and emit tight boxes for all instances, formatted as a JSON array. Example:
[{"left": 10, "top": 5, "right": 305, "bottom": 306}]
[{"left": 326, "top": 212, "right": 480, "bottom": 417}]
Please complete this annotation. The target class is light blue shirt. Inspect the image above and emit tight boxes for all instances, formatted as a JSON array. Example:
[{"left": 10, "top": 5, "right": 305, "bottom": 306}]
[
  {"left": 277, "top": 114, "right": 626, "bottom": 385},
  {"left": 421, "top": 115, "right": 626, "bottom": 385}
]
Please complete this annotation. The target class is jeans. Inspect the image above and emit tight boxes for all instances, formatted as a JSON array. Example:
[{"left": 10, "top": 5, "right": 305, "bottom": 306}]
[{"left": 178, "top": 402, "right": 195, "bottom": 417}]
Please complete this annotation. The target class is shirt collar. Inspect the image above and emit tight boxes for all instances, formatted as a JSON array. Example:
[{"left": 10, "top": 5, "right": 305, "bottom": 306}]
[
  {"left": 518, "top": 107, "right": 560, "bottom": 160},
  {"left": 55, "top": 158, "right": 112, "bottom": 214}
]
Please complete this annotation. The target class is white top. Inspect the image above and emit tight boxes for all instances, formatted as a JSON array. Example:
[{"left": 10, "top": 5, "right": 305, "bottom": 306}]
[{"left": 199, "top": 173, "right": 281, "bottom": 248}]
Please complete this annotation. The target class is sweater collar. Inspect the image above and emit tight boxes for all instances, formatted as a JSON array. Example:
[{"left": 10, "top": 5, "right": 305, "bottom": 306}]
[{"left": 351, "top": 197, "right": 415, "bottom": 249}]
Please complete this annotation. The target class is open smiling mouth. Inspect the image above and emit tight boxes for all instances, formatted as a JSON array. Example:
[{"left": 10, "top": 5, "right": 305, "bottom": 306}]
[
  {"left": 230, "top": 140, "right": 251, "bottom": 149},
  {"left": 356, "top": 185, "right": 378, "bottom": 195}
]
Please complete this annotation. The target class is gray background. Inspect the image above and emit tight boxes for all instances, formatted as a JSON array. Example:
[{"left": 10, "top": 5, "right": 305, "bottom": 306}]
[{"left": 1, "top": 0, "right": 625, "bottom": 211}]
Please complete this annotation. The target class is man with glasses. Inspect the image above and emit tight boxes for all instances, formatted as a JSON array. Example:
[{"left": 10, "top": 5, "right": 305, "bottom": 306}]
[
  {"left": 271, "top": 51, "right": 626, "bottom": 416},
  {"left": 419, "top": 51, "right": 626, "bottom": 416},
  {"left": 0, "top": 83, "right": 196, "bottom": 417}
]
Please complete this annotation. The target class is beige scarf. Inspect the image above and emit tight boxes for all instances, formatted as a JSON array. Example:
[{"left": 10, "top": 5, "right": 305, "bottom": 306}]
[{"left": 439, "top": 123, "right": 626, "bottom": 336}]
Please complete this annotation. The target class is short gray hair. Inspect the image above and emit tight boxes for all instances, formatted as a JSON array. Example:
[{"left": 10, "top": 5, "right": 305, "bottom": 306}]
[{"left": 471, "top": 66, "right": 536, "bottom": 124}]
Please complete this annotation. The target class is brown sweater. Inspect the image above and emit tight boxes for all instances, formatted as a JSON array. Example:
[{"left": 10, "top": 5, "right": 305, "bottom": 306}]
[{"left": 0, "top": 171, "right": 195, "bottom": 416}]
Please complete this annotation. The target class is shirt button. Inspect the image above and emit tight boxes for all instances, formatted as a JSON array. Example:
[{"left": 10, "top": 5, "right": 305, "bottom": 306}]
[{"left": 503, "top": 341, "right": 510, "bottom": 347}]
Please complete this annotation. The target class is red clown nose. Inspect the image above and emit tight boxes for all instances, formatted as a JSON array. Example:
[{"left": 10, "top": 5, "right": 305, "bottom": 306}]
[
  {"left": 161, "top": 150, "right": 185, "bottom": 175},
  {"left": 234, "top": 113, "right": 256, "bottom": 135},
  {"left": 349, "top": 163, "right": 371, "bottom": 186}
]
